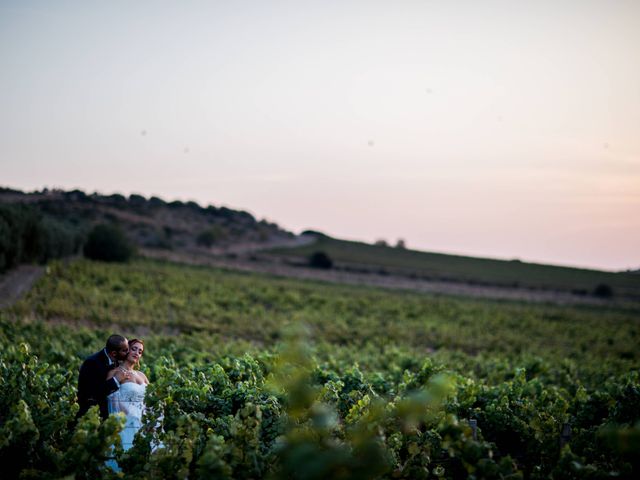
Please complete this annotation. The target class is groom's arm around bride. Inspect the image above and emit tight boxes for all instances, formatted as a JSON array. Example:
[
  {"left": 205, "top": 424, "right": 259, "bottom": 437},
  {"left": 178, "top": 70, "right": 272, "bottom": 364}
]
[{"left": 77, "top": 335, "right": 129, "bottom": 419}]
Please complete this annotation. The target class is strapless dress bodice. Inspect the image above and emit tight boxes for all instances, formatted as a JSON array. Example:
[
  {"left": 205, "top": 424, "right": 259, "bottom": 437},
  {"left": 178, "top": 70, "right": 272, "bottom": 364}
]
[
  {"left": 118, "top": 382, "right": 146, "bottom": 403},
  {"left": 107, "top": 382, "right": 146, "bottom": 422}
]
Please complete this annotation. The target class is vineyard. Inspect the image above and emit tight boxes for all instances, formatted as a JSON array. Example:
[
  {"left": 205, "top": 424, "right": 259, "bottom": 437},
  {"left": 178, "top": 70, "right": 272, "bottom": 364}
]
[{"left": 1, "top": 258, "right": 639, "bottom": 478}]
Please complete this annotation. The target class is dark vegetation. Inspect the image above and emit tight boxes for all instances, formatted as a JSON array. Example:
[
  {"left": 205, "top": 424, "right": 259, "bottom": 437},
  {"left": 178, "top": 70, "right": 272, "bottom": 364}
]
[
  {"left": 308, "top": 251, "right": 333, "bottom": 269},
  {"left": 0, "top": 203, "right": 81, "bottom": 273},
  {"left": 196, "top": 226, "right": 229, "bottom": 247},
  {"left": 593, "top": 283, "right": 614, "bottom": 298},
  {"left": 83, "top": 224, "right": 135, "bottom": 262},
  {"left": 0, "top": 186, "right": 293, "bottom": 270},
  {"left": 2, "top": 258, "right": 639, "bottom": 478}
]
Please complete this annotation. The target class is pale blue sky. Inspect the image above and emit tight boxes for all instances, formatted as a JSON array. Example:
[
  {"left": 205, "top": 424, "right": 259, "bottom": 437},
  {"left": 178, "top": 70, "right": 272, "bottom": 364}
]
[{"left": 1, "top": 1, "right": 639, "bottom": 270}]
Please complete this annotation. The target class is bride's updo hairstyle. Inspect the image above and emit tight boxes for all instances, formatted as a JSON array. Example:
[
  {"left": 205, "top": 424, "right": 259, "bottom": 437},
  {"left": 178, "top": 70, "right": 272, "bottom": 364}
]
[{"left": 129, "top": 338, "right": 144, "bottom": 366}]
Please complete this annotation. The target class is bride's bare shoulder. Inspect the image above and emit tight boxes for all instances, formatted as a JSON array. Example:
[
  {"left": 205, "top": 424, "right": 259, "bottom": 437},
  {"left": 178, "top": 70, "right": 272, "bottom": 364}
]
[{"left": 139, "top": 371, "right": 149, "bottom": 384}]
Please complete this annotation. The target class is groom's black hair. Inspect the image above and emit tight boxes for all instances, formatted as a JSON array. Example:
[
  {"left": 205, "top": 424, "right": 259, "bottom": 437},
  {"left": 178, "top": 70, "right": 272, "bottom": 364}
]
[{"left": 106, "top": 334, "right": 127, "bottom": 352}]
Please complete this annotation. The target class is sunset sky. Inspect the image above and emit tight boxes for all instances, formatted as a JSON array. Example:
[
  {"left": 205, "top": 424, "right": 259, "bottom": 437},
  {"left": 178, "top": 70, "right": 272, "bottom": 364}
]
[{"left": 1, "top": 1, "right": 639, "bottom": 271}]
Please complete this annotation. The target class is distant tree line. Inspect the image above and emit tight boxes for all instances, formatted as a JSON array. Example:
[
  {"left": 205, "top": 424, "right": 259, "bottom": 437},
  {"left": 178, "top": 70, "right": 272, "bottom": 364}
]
[
  {"left": 57, "top": 189, "right": 260, "bottom": 225},
  {"left": 1, "top": 187, "right": 266, "bottom": 224},
  {"left": 1, "top": 187, "right": 293, "bottom": 254},
  {"left": 0, "top": 202, "right": 137, "bottom": 270},
  {"left": 0, "top": 204, "right": 81, "bottom": 273}
]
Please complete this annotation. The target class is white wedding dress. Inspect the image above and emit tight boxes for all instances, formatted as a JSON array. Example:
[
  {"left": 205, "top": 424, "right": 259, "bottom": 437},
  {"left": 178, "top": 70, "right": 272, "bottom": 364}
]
[
  {"left": 107, "top": 381, "right": 147, "bottom": 450},
  {"left": 106, "top": 380, "right": 163, "bottom": 472}
]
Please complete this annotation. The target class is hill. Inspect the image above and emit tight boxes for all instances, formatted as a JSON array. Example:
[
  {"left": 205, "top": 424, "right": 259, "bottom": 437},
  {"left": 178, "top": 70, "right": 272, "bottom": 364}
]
[
  {"left": 0, "top": 186, "right": 294, "bottom": 254},
  {"left": 3, "top": 186, "right": 639, "bottom": 306},
  {"left": 265, "top": 234, "right": 640, "bottom": 302}
]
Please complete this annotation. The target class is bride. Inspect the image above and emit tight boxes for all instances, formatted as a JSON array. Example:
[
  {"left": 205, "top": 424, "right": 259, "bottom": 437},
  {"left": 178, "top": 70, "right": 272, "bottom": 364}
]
[{"left": 106, "top": 338, "right": 149, "bottom": 451}]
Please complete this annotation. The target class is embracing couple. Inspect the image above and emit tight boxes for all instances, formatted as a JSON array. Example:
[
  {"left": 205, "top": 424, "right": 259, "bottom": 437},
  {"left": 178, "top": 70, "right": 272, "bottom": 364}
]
[{"left": 77, "top": 334, "right": 149, "bottom": 452}]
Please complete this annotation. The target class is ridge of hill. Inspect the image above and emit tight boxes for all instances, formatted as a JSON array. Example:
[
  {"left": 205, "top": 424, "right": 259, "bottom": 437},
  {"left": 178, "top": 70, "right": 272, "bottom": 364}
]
[{"left": 0, "top": 186, "right": 294, "bottom": 253}]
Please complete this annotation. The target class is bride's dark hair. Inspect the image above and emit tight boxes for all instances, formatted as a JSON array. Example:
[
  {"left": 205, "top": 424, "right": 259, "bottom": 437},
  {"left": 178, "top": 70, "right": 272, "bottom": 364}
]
[{"left": 129, "top": 338, "right": 144, "bottom": 367}]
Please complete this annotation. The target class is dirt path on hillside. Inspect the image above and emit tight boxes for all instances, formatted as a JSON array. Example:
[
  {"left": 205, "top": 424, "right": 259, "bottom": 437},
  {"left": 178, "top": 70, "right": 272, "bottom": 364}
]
[
  {"left": 141, "top": 249, "right": 624, "bottom": 307},
  {"left": 0, "top": 265, "right": 45, "bottom": 309}
]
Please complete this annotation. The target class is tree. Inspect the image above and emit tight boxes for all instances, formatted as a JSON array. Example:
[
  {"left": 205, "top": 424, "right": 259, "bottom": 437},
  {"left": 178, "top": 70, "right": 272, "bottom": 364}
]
[
  {"left": 196, "top": 226, "right": 228, "bottom": 247},
  {"left": 0, "top": 204, "right": 42, "bottom": 270},
  {"left": 593, "top": 284, "right": 613, "bottom": 299},
  {"left": 149, "top": 196, "right": 166, "bottom": 208},
  {"left": 309, "top": 251, "right": 333, "bottom": 269},
  {"left": 0, "top": 204, "right": 80, "bottom": 271},
  {"left": 83, "top": 224, "right": 134, "bottom": 262},
  {"left": 106, "top": 193, "right": 127, "bottom": 205},
  {"left": 301, "top": 230, "right": 327, "bottom": 238},
  {"left": 128, "top": 194, "right": 147, "bottom": 206}
]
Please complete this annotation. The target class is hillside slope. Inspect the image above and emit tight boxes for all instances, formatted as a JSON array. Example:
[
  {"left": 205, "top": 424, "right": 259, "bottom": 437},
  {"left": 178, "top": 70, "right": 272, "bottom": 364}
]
[
  {"left": 0, "top": 186, "right": 294, "bottom": 253},
  {"left": 266, "top": 235, "right": 640, "bottom": 301}
]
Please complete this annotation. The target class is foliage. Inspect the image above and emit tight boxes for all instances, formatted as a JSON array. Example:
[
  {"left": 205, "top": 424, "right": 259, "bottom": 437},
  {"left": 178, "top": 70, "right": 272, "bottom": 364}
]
[
  {"left": 196, "top": 226, "right": 229, "bottom": 247},
  {"left": 0, "top": 203, "right": 79, "bottom": 272},
  {"left": 1, "top": 258, "right": 639, "bottom": 477},
  {"left": 83, "top": 224, "right": 135, "bottom": 262},
  {"left": 11, "top": 259, "right": 638, "bottom": 379},
  {"left": 1, "top": 186, "right": 292, "bottom": 259},
  {"left": 1, "top": 317, "right": 638, "bottom": 478},
  {"left": 593, "top": 284, "right": 614, "bottom": 298},
  {"left": 308, "top": 251, "right": 333, "bottom": 269}
]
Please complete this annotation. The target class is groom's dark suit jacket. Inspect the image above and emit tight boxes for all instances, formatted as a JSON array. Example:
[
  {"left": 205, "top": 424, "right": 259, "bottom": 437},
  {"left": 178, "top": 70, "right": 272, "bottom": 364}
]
[{"left": 77, "top": 349, "right": 119, "bottom": 419}]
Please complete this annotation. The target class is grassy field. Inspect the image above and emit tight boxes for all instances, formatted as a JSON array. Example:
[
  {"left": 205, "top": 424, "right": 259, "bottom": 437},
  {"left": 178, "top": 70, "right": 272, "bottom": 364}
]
[
  {"left": 267, "top": 236, "right": 640, "bottom": 298},
  {"left": 3, "top": 257, "right": 640, "bottom": 478}
]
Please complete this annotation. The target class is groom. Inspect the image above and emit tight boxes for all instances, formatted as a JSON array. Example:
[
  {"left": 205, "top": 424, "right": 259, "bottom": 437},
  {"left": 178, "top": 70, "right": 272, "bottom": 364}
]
[{"left": 77, "top": 334, "right": 130, "bottom": 419}]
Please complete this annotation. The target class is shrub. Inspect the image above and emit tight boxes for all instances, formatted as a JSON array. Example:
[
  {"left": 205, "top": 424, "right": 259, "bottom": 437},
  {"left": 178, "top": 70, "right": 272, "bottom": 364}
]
[
  {"left": 106, "top": 193, "right": 127, "bottom": 205},
  {"left": 128, "top": 194, "right": 147, "bottom": 207},
  {"left": 219, "top": 207, "right": 235, "bottom": 219},
  {"left": 0, "top": 214, "right": 11, "bottom": 272},
  {"left": 64, "top": 189, "right": 89, "bottom": 202},
  {"left": 309, "top": 251, "right": 333, "bottom": 269},
  {"left": 0, "top": 204, "right": 34, "bottom": 270},
  {"left": 83, "top": 224, "right": 134, "bottom": 262},
  {"left": 142, "top": 228, "right": 173, "bottom": 250},
  {"left": 149, "top": 196, "right": 166, "bottom": 208},
  {"left": 0, "top": 204, "right": 82, "bottom": 272},
  {"left": 40, "top": 218, "right": 81, "bottom": 261},
  {"left": 593, "top": 284, "right": 613, "bottom": 298},
  {"left": 186, "top": 200, "right": 202, "bottom": 211},
  {"left": 196, "top": 226, "right": 228, "bottom": 247},
  {"left": 301, "top": 230, "right": 327, "bottom": 238}
]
